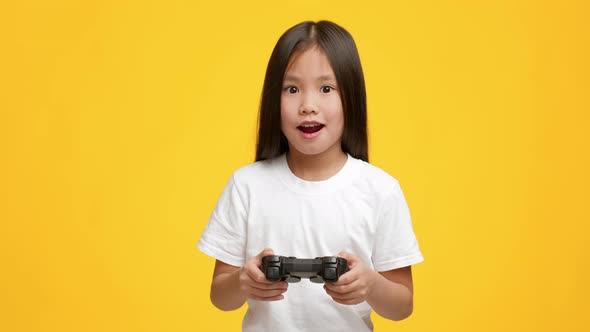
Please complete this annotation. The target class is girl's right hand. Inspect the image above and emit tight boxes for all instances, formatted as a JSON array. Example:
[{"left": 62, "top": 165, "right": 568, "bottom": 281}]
[{"left": 239, "top": 248, "right": 289, "bottom": 301}]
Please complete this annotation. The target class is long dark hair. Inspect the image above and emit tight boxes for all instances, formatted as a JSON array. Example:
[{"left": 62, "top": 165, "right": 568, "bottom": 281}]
[{"left": 255, "top": 20, "right": 368, "bottom": 162}]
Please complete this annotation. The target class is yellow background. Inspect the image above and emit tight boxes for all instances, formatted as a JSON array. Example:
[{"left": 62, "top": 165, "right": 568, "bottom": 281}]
[{"left": 1, "top": 0, "right": 589, "bottom": 331}]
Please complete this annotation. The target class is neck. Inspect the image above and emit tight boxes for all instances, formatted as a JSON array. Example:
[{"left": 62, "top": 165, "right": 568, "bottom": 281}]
[{"left": 286, "top": 149, "right": 347, "bottom": 181}]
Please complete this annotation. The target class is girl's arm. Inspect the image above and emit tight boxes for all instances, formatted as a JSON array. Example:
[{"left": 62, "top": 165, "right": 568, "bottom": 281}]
[
  {"left": 366, "top": 267, "right": 414, "bottom": 321},
  {"left": 210, "top": 260, "right": 246, "bottom": 311},
  {"left": 209, "top": 249, "right": 289, "bottom": 311},
  {"left": 323, "top": 252, "right": 414, "bottom": 321}
]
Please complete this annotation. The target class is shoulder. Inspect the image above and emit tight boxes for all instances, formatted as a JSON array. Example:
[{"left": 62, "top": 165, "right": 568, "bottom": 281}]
[
  {"left": 351, "top": 157, "right": 402, "bottom": 195},
  {"left": 230, "top": 155, "right": 282, "bottom": 186}
]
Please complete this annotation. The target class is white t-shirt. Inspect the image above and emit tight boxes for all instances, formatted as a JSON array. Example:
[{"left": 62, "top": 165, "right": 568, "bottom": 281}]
[{"left": 198, "top": 154, "right": 424, "bottom": 332}]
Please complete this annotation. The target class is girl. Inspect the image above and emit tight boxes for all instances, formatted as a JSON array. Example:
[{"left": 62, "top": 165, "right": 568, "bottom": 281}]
[{"left": 198, "top": 21, "right": 423, "bottom": 332}]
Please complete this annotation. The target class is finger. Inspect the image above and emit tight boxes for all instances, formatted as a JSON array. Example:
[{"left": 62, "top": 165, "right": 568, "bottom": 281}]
[
  {"left": 250, "top": 294, "right": 285, "bottom": 302},
  {"left": 249, "top": 280, "right": 289, "bottom": 291},
  {"left": 256, "top": 248, "right": 275, "bottom": 261},
  {"left": 332, "top": 297, "right": 362, "bottom": 305},
  {"left": 324, "top": 282, "right": 351, "bottom": 294},
  {"left": 324, "top": 287, "right": 356, "bottom": 302},
  {"left": 324, "top": 284, "right": 362, "bottom": 301},
  {"left": 328, "top": 267, "right": 358, "bottom": 286},
  {"left": 336, "top": 252, "right": 358, "bottom": 268},
  {"left": 253, "top": 248, "right": 275, "bottom": 270},
  {"left": 324, "top": 278, "right": 359, "bottom": 294},
  {"left": 337, "top": 251, "right": 354, "bottom": 260},
  {"left": 244, "top": 257, "right": 275, "bottom": 282},
  {"left": 337, "top": 251, "right": 358, "bottom": 264},
  {"left": 245, "top": 265, "right": 276, "bottom": 285},
  {"left": 326, "top": 290, "right": 357, "bottom": 302},
  {"left": 250, "top": 286, "right": 288, "bottom": 299}
]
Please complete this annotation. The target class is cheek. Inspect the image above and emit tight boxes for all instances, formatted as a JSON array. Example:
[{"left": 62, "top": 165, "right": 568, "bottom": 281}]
[
  {"left": 280, "top": 99, "right": 291, "bottom": 118},
  {"left": 279, "top": 107, "right": 288, "bottom": 123},
  {"left": 280, "top": 107, "right": 292, "bottom": 132},
  {"left": 327, "top": 101, "right": 344, "bottom": 126},
  {"left": 333, "top": 110, "right": 345, "bottom": 138}
]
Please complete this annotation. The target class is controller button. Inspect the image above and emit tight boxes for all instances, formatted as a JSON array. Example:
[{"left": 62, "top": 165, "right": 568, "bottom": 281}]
[
  {"left": 267, "top": 266, "right": 280, "bottom": 280},
  {"left": 266, "top": 256, "right": 280, "bottom": 263},
  {"left": 323, "top": 257, "right": 337, "bottom": 264},
  {"left": 324, "top": 267, "right": 337, "bottom": 281}
]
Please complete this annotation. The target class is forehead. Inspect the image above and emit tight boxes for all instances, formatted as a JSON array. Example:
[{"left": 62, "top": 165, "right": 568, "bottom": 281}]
[{"left": 284, "top": 47, "right": 335, "bottom": 80}]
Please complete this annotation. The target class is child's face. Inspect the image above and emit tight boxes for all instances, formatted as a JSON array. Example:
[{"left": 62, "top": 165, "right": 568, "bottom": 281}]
[{"left": 280, "top": 47, "right": 344, "bottom": 159}]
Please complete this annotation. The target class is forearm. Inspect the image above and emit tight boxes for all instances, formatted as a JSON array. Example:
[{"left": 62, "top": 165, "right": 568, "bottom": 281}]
[
  {"left": 367, "top": 271, "right": 414, "bottom": 321},
  {"left": 210, "top": 268, "right": 247, "bottom": 311}
]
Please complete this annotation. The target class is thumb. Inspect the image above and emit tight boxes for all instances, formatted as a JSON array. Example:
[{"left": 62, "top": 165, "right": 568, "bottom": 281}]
[
  {"left": 255, "top": 248, "right": 275, "bottom": 265},
  {"left": 336, "top": 252, "right": 357, "bottom": 267},
  {"left": 258, "top": 248, "right": 275, "bottom": 258}
]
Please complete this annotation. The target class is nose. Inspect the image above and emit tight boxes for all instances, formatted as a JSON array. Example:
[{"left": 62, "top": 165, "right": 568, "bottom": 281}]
[
  {"left": 299, "top": 92, "right": 318, "bottom": 115},
  {"left": 299, "top": 105, "right": 317, "bottom": 115}
]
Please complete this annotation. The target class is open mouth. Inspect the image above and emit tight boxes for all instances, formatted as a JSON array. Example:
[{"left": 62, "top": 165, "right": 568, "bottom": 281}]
[{"left": 297, "top": 124, "right": 324, "bottom": 134}]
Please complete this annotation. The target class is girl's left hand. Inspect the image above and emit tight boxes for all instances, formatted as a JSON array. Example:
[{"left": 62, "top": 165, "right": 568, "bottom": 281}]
[{"left": 323, "top": 252, "right": 378, "bottom": 305}]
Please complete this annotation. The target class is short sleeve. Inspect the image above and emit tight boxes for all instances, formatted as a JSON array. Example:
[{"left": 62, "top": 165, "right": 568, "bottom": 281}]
[
  {"left": 372, "top": 181, "right": 424, "bottom": 271},
  {"left": 197, "top": 174, "right": 248, "bottom": 267}
]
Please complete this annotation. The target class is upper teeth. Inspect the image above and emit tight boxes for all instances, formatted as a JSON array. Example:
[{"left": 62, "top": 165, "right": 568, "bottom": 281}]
[{"left": 301, "top": 124, "right": 320, "bottom": 127}]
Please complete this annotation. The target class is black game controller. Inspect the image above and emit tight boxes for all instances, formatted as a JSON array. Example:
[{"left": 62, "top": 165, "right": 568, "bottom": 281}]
[{"left": 261, "top": 255, "right": 348, "bottom": 283}]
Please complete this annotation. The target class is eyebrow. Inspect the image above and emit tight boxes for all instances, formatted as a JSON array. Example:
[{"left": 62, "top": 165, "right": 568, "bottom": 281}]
[{"left": 283, "top": 74, "right": 336, "bottom": 82}]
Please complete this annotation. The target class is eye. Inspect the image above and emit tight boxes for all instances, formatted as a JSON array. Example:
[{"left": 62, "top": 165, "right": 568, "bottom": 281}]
[
  {"left": 321, "top": 86, "right": 334, "bottom": 93},
  {"left": 284, "top": 86, "right": 299, "bottom": 94}
]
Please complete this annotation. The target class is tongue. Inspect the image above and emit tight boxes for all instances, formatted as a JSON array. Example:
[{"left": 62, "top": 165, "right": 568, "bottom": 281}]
[{"left": 299, "top": 125, "right": 323, "bottom": 134}]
